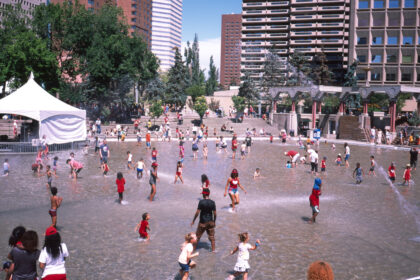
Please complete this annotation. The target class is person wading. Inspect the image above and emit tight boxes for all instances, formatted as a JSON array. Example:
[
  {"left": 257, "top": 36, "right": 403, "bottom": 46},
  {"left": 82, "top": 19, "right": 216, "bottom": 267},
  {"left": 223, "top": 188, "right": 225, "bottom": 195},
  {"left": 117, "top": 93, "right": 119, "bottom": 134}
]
[{"left": 191, "top": 189, "right": 216, "bottom": 252}]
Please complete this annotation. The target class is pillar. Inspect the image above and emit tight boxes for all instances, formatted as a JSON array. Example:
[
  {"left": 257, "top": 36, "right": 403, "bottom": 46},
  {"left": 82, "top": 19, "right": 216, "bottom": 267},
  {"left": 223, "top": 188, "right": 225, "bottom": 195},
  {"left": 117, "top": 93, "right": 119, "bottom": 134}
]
[
  {"left": 338, "top": 101, "right": 345, "bottom": 115},
  {"left": 291, "top": 100, "right": 296, "bottom": 113},
  {"left": 312, "top": 101, "right": 317, "bottom": 129},
  {"left": 318, "top": 101, "right": 322, "bottom": 114},
  {"left": 363, "top": 101, "right": 368, "bottom": 115},
  {"left": 389, "top": 101, "right": 396, "bottom": 133},
  {"left": 417, "top": 99, "right": 420, "bottom": 117}
]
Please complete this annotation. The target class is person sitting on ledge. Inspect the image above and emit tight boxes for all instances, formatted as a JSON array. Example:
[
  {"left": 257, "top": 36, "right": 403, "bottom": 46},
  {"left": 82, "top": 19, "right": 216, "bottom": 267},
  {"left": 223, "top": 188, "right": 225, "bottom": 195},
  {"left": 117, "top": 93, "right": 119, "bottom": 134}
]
[{"left": 221, "top": 124, "right": 227, "bottom": 132}]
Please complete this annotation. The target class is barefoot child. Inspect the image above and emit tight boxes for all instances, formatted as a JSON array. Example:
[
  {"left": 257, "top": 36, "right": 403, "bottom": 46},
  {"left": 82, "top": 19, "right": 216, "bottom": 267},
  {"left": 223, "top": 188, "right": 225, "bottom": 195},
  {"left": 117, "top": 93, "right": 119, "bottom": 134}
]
[
  {"left": 253, "top": 168, "right": 261, "bottom": 179},
  {"left": 149, "top": 162, "right": 158, "bottom": 201},
  {"left": 151, "top": 147, "right": 158, "bottom": 162},
  {"left": 127, "top": 151, "right": 133, "bottom": 169},
  {"left": 202, "top": 142, "right": 208, "bottom": 160},
  {"left": 403, "top": 164, "right": 411, "bottom": 186},
  {"left": 136, "top": 158, "right": 145, "bottom": 179},
  {"left": 240, "top": 141, "right": 246, "bottom": 160},
  {"left": 52, "top": 156, "right": 58, "bottom": 177},
  {"left": 388, "top": 162, "right": 396, "bottom": 182},
  {"left": 178, "top": 232, "right": 199, "bottom": 280},
  {"left": 201, "top": 174, "right": 210, "bottom": 193},
  {"left": 146, "top": 132, "right": 151, "bottom": 149},
  {"left": 309, "top": 178, "right": 322, "bottom": 223},
  {"left": 353, "top": 162, "right": 364, "bottom": 184},
  {"left": 66, "top": 159, "right": 83, "bottom": 180},
  {"left": 102, "top": 162, "right": 110, "bottom": 176},
  {"left": 224, "top": 169, "right": 247, "bottom": 211},
  {"left": 49, "top": 187, "right": 63, "bottom": 228},
  {"left": 227, "top": 232, "right": 260, "bottom": 280},
  {"left": 135, "top": 212, "right": 150, "bottom": 241},
  {"left": 321, "top": 156, "right": 326, "bottom": 173},
  {"left": 335, "top": 154, "right": 342, "bottom": 166},
  {"left": 174, "top": 161, "right": 184, "bottom": 184},
  {"left": 46, "top": 165, "right": 52, "bottom": 190},
  {"left": 3, "top": 158, "right": 9, "bottom": 176},
  {"left": 368, "top": 155, "right": 376, "bottom": 176},
  {"left": 116, "top": 172, "right": 125, "bottom": 204}
]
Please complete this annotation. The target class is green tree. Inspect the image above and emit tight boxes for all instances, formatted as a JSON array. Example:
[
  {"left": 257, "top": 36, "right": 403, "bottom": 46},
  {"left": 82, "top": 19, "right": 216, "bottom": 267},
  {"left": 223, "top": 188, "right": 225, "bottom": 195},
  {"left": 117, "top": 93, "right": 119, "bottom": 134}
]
[
  {"left": 186, "top": 84, "right": 205, "bottom": 103},
  {"left": 344, "top": 61, "right": 358, "bottom": 87},
  {"left": 408, "top": 111, "right": 420, "bottom": 126},
  {"left": 193, "top": 96, "right": 208, "bottom": 124},
  {"left": 149, "top": 101, "right": 164, "bottom": 124},
  {"left": 312, "top": 52, "right": 333, "bottom": 86},
  {"left": 260, "top": 50, "right": 285, "bottom": 104},
  {"left": 232, "top": 96, "right": 246, "bottom": 113},
  {"left": 166, "top": 48, "right": 188, "bottom": 107},
  {"left": 239, "top": 72, "right": 259, "bottom": 108},
  {"left": 144, "top": 77, "right": 166, "bottom": 102},
  {"left": 205, "top": 56, "right": 218, "bottom": 96},
  {"left": 396, "top": 92, "right": 411, "bottom": 113},
  {"left": 288, "top": 51, "right": 311, "bottom": 86}
]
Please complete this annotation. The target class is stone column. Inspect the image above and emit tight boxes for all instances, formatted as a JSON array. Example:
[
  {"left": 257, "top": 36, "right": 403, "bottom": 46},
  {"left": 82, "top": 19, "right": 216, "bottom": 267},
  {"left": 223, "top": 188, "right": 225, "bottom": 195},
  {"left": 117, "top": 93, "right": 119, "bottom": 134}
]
[
  {"left": 338, "top": 101, "right": 345, "bottom": 115},
  {"left": 363, "top": 101, "right": 368, "bottom": 115},
  {"left": 291, "top": 100, "right": 296, "bottom": 113},
  {"left": 312, "top": 101, "right": 317, "bottom": 129},
  {"left": 318, "top": 101, "right": 322, "bottom": 114},
  {"left": 389, "top": 101, "right": 396, "bottom": 133}
]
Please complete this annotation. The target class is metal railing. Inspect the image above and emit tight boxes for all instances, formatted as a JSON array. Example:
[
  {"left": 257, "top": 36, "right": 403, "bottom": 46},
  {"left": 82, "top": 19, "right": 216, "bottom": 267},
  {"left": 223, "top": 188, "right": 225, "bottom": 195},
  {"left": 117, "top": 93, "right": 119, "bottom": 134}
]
[{"left": 0, "top": 140, "right": 88, "bottom": 153}]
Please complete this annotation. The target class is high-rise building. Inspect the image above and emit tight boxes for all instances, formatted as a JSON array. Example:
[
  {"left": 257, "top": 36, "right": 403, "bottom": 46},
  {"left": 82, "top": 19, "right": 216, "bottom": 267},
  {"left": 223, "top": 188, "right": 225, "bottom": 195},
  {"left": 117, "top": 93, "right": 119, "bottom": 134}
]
[
  {"left": 241, "top": 0, "right": 351, "bottom": 84},
  {"left": 0, "top": 0, "right": 46, "bottom": 19},
  {"left": 151, "top": 0, "right": 183, "bottom": 72},
  {"left": 350, "top": 0, "right": 420, "bottom": 86},
  {"left": 49, "top": 0, "right": 152, "bottom": 47},
  {"left": 220, "top": 14, "right": 242, "bottom": 89}
]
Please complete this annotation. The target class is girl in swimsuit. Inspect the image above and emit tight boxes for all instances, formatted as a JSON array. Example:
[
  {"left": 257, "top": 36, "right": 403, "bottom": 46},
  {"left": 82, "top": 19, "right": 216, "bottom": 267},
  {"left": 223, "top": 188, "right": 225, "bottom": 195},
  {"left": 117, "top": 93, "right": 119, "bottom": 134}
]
[
  {"left": 149, "top": 162, "right": 159, "bottom": 201},
  {"left": 174, "top": 161, "right": 184, "bottom": 184},
  {"left": 224, "top": 169, "right": 247, "bottom": 211},
  {"left": 201, "top": 174, "right": 210, "bottom": 194}
]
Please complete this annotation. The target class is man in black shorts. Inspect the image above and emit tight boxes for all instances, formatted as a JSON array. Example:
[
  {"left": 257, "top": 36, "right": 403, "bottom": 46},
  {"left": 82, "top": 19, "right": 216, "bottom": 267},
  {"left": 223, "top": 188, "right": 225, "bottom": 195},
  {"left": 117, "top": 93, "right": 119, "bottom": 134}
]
[
  {"left": 191, "top": 189, "right": 216, "bottom": 252},
  {"left": 409, "top": 147, "right": 418, "bottom": 170}
]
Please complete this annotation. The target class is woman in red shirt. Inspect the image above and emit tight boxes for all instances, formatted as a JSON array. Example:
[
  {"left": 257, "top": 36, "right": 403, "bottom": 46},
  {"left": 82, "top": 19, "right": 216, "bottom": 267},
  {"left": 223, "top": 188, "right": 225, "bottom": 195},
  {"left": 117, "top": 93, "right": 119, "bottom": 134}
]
[{"left": 116, "top": 172, "right": 126, "bottom": 204}]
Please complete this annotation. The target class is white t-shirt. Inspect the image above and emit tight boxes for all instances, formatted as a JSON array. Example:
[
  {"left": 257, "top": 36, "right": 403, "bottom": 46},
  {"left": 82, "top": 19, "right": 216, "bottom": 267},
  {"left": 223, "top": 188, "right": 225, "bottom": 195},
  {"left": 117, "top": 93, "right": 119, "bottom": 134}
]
[
  {"left": 241, "top": 143, "right": 246, "bottom": 151},
  {"left": 237, "top": 243, "right": 252, "bottom": 262},
  {"left": 39, "top": 243, "right": 69, "bottom": 278},
  {"left": 137, "top": 161, "right": 145, "bottom": 169},
  {"left": 371, "top": 128, "right": 375, "bottom": 137},
  {"left": 345, "top": 146, "right": 350, "bottom": 155},
  {"left": 128, "top": 154, "right": 133, "bottom": 162},
  {"left": 178, "top": 242, "right": 193, "bottom": 264},
  {"left": 310, "top": 152, "right": 318, "bottom": 163},
  {"left": 307, "top": 149, "right": 315, "bottom": 155}
]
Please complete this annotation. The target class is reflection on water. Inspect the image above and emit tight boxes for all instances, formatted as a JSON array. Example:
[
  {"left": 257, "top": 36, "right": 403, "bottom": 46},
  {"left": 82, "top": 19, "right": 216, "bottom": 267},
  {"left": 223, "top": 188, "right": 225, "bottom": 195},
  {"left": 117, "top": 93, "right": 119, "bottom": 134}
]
[{"left": 0, "top": 141, "right": 419, "bottom": 279}]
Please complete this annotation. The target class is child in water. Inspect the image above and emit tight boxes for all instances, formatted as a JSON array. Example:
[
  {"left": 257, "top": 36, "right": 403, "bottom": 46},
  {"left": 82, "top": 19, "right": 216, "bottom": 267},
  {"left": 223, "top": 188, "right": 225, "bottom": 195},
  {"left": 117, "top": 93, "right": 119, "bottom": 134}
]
[
  {"left": 127, "top": 151, "right": 133, "bottom": 169},
  {"left": 178, "top": 232, "right": 199, "bottom": 280},
  {"left": 151, "top": 147, "right": 158, "bottom": 162},
  {"left": 116, "top": 172, "right": 126, "bottom": 204},
  {"left": 201, "top": 174, "right": 210, "bottom": 193},
  {"left": 321, "top": 156, "right": 327, "bottom": 173},
  {"left": 3, "top": 158, "right": 9, "bottom": 176},
  {"left": 240, "top": 141, "right": 246, "bottom": 160},
  {"left": 202, "top": 142, "right": 208, "bottom": 160},
  {"left": 388, "top": 162, "right": 396, "bottom": 182},
  {"left": 136, "top": 158, "right": 145, "bottom": 179},
  {"left": 102, "top": 162, "right": 110, "bottom": 176},
  {"left": 227, "top": 232, "right": 260, "bottom": 280},
  {"left": 335, "top": 154, "right": 342, "bottom": 166},
  {"left": 286, "top": 161, "right": 292, "bottom": 168},
  {"left": 403, "top": 164, "right": 411, "bottom": 186},
  {"left": 52, "top": 156, "right": 58, "bottom": 177},
  {"left": 368, "top": 155, "right": 376, "bottom": 176},
  {"left": 135, "top": 212, "right": 151, "bottom": 241},
  {"left": 353, "top": 162, "right": 364, "bottom": 184},
  {"left": 253, "top": 168, "right": 261, "bottom": 179},
  {"left": 174, "top": 161, "right": 184, "bottom": 184},
  {"left": 309, "top": 178, "right": 322, "bottom": 223},
  {"left": 45, "top": 165, "right": 52, "bottom": 189}
]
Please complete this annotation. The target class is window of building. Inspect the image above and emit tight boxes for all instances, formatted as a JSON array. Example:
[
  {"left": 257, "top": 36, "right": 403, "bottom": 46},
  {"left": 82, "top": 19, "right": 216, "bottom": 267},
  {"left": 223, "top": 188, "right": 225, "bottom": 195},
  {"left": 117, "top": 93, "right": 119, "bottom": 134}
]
[
  {"left": 401, "top": 73, "right": 412, "bottom": 81},
  {"left": 88, "top": 0, "right": 94, "bottom": 5},
  {"left": 402, "top": 55, "right": 413, "bottom": 63},
  {"left": 371, "top": 72, "right": 381, "bottom": 80},
  {"left": 417, "top": 73, "right": 420, "bottom": 82},
  {"left": 418, "top": 55, "right": 420, "bottom": 63},
  {"left": 374, "top": 0, "right": 384, "bottom": 8},
  {"left": 389, "top": 0, "right": 400, "bottom": 8},
  {"left": 132, "top": 4, "right": 136, "bottom": 8},
  {"left": 403, "top": 36, "right": 413, "bottom": 45},
  {"left": 132, "top": 11, "right": 137, "bottom": 15},
  {"left": 372, "top": 54, "right": 382, "bottom": 63},
  {"left": 357, "top": 37, "right": 367, "bottom": 44},
  {"left": 386, "top": 73, "right": 397, "bottom": 81},
  {"left": 387, "top": 55, "right": 397, "bottom": 62},
  {"left": 357, "top": 55, "right": 367, "bottom": 62},
  {"left": 372, "top": 37, "right": 383, "bottom": 44},
  {"left": 387, "top": 36, "right": 398, "bottom": 45},
  {"left": 359, "top": 0, "right": 369, "bottom": 8},
  {"left": 404, "top": 0, "right": 415, "bottom": 7}
]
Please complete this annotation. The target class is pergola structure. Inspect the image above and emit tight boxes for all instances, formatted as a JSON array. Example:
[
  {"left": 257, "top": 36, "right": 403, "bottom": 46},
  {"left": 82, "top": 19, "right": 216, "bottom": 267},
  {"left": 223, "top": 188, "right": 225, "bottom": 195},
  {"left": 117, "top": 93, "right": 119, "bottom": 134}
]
[{"left": 269, "top": 85, "right": 420, "bottom": 135}]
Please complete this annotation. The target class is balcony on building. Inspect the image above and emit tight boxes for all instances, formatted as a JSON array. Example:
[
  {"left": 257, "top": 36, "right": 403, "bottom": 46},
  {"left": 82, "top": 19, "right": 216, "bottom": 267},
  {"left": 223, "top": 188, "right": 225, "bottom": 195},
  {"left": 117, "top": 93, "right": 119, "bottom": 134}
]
[
  {"left": 242, "top": 2, "right": 266, "bottom": 8},
  {"left": 267, "top": 32, "right": 289, "bottom": 38},
  {"left": 291, "top": 22, "right": 316, "bottom": 29},
  {"left": 317, "top": 30, "right": 345, "bottom": 36},
  {"left": 318, "top": 14, "right": 345, "bottom": 20},
  {"left": 291, "top": 6, "right": 316, "bottom": 13},
  {"left": 291, "top": 14, "right": 316, "bottom": 21},
  {"left": 243, "top": 9, "right": 266, "bottom": 15},
  {"left": 318, "top": 38, "right": 345, "bottom": 45},
  {"left": 244, "top": 17, "right": 265, "bottom": 23},
  {"left": 268, "top": 24, "right": 288, "bottom": 30},
  {"left": 242, "top": 33, "right": 266, "bottom": 39},
  {"left": 291, "top": 30, "right": 316, "bottom": 37},
  {"left": 268, "top": 16, "right": 289, "bottom": 22},
  {"left": 267, "top": 9, "right": 289, "bottom": 15},
  {"left": 290, "top": 39, "right": 316, "bottom": 45},
  {"left": 317, "top": 22, "right": 345, "bottom": 28},
  {"left": 319, "top": 5, "right": 345, "bottom": 12},
  {"left": 267, "top": 1, "right": 289, "bottom": 7},
  {"left": 291, "top": 0, "right": 316, "bottom": 5},
  {"left": 242, "top": 25, "right": 266, "bottom": 31},
  {"left": 267, "top": 40, "right": 289, "bottom": 46}
]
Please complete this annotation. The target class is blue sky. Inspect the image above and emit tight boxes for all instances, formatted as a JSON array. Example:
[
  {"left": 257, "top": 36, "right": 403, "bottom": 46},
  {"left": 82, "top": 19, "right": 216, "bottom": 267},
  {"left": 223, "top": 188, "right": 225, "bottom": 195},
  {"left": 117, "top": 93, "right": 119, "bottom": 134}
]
[{"left": 181, "top": 0, "right": 242, "bottom": 73}]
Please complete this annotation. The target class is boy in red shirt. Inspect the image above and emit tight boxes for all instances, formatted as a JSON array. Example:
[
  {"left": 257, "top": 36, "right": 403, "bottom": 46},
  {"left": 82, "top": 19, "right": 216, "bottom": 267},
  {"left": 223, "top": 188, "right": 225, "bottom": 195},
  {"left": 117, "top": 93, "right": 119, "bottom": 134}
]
[
  {"left": 321, "top": 157, "right": 327, "bottom": 173},
  {"left": 135, "top": 212, "right": 151, "bottom": 241},
  {"left": 388, "top": 162, "right": 396, "bottom": 182},
  {"left": 151, "top": 147, "right": 158, "bottom": 162},
  {"left": 309, "top": 178, "right": 322, "bottom": 223}
]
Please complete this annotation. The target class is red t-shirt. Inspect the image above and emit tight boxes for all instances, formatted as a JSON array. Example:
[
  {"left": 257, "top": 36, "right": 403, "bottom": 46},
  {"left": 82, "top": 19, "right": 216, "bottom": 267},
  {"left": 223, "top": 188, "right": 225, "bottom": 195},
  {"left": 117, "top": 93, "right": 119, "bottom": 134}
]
[
  {"left": 404, "top": 169, "right": 411, "bottom": 180},
  {"left": 321, "top": 160, "right": 326, "bottom": 169},
  {"left": 287, "top": 151, "right": 297, "bottom": 157},
  {"left": 116, "top": 178, "right": 125, "bottom": 193},
  {"left": 139, "top": 220, "right": 148, "bottom": 237},
  {"left": 309, "top": 188, "right": 321, "bottom": 207},
  {"left": 152, "top": 150, "right": 157, "bottom": 158},
  {"left": 388, "top": 166, "right": 395, "bottom": 178},
  {"left": 232, "top": 139, "right": 238, "bottom": 150},
  {"left": 146, "top": 133, "right": 151, "bottom": 142}
]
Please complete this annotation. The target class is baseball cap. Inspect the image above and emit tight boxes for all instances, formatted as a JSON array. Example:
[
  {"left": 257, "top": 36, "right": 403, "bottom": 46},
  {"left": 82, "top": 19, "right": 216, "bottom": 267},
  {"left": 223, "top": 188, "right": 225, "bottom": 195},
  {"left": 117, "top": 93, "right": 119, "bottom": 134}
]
[
  {"left": 152, "top": 162, "right": 158, "bottom": 167},
  {"left": 45, "top": 226, "right": 57, "bottom": 236}
]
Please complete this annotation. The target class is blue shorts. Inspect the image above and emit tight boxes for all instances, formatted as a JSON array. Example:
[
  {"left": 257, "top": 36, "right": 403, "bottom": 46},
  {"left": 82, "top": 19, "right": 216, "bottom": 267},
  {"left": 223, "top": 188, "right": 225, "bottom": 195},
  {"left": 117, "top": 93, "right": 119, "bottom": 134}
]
[
  {"left": 146, "top": 142, "right": 151, "bottom": 147},
  {"left": 179, "top": 260, "right": 191, "bottom": 272},
  {"left": 101, "top": 156, "right": 108, "bottom": 164},
  {"left": 152, "top": 157, "right": 157, "bottom": 161},
  {"left": 345, "top": 154, "right": 350, "bottom": 161},
  {"left": 137, "top": 168, "right": 143, "bottom": 173},
  {"left": 229, "top": 188, "right": 238, "bottom": 195},
  {"left": 137, "top": 137, "right": 141, "bottom": 142}
]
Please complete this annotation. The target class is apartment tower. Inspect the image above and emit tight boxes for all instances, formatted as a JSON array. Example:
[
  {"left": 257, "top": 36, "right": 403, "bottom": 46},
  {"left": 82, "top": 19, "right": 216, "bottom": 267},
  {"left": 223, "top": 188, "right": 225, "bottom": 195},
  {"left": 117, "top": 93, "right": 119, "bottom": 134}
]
[
  {"left": 151, "top": 0, "right": 183, "bottom": 71},
  {"left": 49, "top": 0, "right": 152, "bottom": 47},
  {"left": 350, "top": 0, "right": 420, "bottom": 85},
  {"left": 241, "top": 0, "right": 351, "bottom": 84},
  {"left": 220, "top": 14, "right": 242, "bottom": 89},
  {"left": 0, "top": 0, "right": 46, "bottom": 19}
]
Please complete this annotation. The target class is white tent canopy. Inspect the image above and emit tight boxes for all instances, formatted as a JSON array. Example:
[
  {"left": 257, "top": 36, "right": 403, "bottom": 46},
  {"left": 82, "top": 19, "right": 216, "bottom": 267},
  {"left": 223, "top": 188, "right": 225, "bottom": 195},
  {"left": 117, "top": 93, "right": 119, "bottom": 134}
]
[{"left": 0, "top": 73, "right": 86, "bottom": 144}]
